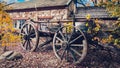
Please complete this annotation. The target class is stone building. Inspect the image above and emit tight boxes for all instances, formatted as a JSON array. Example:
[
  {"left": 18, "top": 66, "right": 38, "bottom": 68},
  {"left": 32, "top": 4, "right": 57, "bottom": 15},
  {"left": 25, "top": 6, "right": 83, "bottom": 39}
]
[
  {"left": 7, "top": 0, "right": 117, "bottom": 31},
  {"left": 75, "top": 6, "right": 118, "bottom": 31},
  {"left": 92, "top": 0, "right": 109, "bottom": 5},
  {"left": 7, "top": 0, "right": 76, "bottom": 30}
]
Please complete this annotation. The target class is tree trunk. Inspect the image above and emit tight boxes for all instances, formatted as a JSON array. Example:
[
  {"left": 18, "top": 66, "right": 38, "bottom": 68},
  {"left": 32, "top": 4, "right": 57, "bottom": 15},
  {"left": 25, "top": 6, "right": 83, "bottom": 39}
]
[{"left": 3, "top": 46, "right": 7, "bottom": 52}]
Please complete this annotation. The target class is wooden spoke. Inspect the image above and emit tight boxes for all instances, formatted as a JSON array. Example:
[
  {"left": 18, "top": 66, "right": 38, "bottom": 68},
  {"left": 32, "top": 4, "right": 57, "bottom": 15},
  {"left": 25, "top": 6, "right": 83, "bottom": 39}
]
[
  {"left": 70, "top": 48, "right": 82, "bottom": 57},
  {"left": 65, "top": 50, "right": 69, "bottom": 60},
  {"left": 25, "top": 41, "right": 28, "bottom": 50},
  {"left": 59, "top": 31, "right": 66, "bottom": 41},
  {"left": 55, "top": 43, "right": 63, "bottom": 46},
  {"left": 26, "top": 25, "right": 29, "bottom": 34},
  {"left": 28, "top": 24, "right": 30, "bottom": 33},
  {"left": 56, "top": 48, "right": 64, "bottom": 53},
  {"left": 28, "top": 40, "right": 31, "bottom": 50},
  {"left": 30, "top": 33, "right": 36, "bottom": 37},
  {"left": 26, "top": 41, "right": 29, "bottom": 50},
  {"left": 70, "top": 44, "right": 83, "bottom": 47},
  {"left": 23, "top": 40, "right": 27, "bottom": 47},
  {"left": 56, "top": 37, "right": 63, "bottom": 42},
  {"left": 69, "top": 49, "right": 77, "bottom": 62},
  {"left": 30, "top": 39, "right": 34, "bottom": 46},
  {"left": 69, "top": 35, "right": 83, "bottom": 44},
  {"left": 68, "top": 31, "right": 74, "bottom": 42},
  {"left": 23, "top": 26, "right": 28, "bottom": 35},
  {"left": 61, "top": 49, "right": 67, "bottom": 60},
  {"left": 21, "top": 27, "right": 27, "bottom": 35},
  {"left": 26, "top": 40, "right": 31, "bottom": 50}
]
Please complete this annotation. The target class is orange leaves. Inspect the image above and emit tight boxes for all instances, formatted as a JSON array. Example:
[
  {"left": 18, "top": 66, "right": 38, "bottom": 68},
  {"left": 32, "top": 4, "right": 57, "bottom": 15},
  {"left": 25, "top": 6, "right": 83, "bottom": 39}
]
[
  {"left": 1, "top": 32, "right": 21, "bottom": 46},
  {"left": 0, "top": 11, "right": 12, "bottom": 24},
  {"left": 112, "top": 0, "right": 119, "bottom": 2},
  {"left": 101, "top": 35, "right": 113, "bottom": 44},
  {"left": 0, "top": 3, "right": 21, "bottom": 47}
]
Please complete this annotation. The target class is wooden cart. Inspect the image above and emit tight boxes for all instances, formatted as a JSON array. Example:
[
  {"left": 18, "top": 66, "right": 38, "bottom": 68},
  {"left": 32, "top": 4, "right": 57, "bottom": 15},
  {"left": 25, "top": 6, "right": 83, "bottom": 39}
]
[{"left": 20, "top": 16, "right": 88, "bottom": 64}]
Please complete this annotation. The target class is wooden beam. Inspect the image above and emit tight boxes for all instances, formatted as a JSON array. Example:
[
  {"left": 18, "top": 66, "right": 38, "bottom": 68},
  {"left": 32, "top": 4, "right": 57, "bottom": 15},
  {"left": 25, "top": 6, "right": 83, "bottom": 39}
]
[{"left": 31, "top": 19, "right": 73, "bottom": 23}]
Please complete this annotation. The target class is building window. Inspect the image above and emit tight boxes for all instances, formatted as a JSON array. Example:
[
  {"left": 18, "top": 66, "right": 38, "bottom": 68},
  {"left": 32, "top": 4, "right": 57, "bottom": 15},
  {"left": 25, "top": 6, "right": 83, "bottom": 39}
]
[
  {"left": 19, "top": 20, "right": 26, "bottom": 29},
  {"left": 13, "top": 20, "right": 26, "bottom": 29},
  {"left": 14, "top": 20, "right": 17, "bottom": 28}
]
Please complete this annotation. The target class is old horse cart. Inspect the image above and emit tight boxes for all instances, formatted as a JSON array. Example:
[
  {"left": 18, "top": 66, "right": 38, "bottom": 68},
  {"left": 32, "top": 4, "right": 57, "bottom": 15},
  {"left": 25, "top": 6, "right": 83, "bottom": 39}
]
[
  {"left": 20, "top": 16, "right": 88, "bottom": 64},
  {"left": 20, "top": 16, "right": 118, "bottom": 64}
]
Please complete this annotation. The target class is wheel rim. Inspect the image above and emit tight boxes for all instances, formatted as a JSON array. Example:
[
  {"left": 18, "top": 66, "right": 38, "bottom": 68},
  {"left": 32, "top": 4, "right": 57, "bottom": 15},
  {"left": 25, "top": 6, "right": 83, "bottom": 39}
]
[
  {"left": 20, "top": 22, "right": 39, "bottom": 51},
  {"left": 53, "top": 25, "right": 87, "bottom": 64}
]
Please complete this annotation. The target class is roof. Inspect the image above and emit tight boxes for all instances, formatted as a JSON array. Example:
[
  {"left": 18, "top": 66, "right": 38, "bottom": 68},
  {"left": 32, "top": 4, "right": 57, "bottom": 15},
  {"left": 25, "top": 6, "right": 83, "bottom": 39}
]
[
  {"left": 9, "top": 0, "right": 71, "bottom": 10},
  {"left": 75, "top": 7, "right": 113, "bottom": 19}
]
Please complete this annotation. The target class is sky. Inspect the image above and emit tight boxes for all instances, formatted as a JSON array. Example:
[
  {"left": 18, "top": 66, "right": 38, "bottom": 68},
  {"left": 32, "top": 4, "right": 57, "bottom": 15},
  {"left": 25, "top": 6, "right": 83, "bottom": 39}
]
[
  {"left": 18, "top": 0, "right": 25, "bottom": 2},
  {"left": 0, "top": 0, "right": 30, "bottom": 3},
  {"left": 0, "top": 0, "right": 94, "bottom": 6}
]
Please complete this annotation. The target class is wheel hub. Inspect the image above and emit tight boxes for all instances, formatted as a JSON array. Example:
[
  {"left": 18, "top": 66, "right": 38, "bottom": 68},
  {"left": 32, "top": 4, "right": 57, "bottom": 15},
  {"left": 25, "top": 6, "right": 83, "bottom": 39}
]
[
  {"left": 24, "top": 35, "right": 31, "bottom": 40},
  {"left": 62, "top": 41, "right": 70, "bottom": 49}
]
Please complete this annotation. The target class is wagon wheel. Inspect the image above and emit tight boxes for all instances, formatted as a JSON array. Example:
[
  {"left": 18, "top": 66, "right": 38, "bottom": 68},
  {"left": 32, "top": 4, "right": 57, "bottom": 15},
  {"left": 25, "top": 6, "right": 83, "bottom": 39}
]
[
  {"left": 53, "top": 25, "right": 87, "bottom": 64},
  {"left": 20, "top": 21, "right": 39, "bottom": 51}
]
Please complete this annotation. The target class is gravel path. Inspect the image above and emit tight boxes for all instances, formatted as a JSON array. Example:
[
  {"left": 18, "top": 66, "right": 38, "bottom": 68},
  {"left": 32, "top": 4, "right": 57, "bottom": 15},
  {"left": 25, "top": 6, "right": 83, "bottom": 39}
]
[{"left": 0, "top": 44, "right": 120, "bottom": 68}]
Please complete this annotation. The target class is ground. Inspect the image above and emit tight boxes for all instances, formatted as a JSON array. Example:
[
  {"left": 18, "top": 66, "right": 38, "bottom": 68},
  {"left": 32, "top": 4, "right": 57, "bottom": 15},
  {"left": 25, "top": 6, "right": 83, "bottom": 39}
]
[{"left": 0, "top": 43, "right": 120, "bottom": 68}]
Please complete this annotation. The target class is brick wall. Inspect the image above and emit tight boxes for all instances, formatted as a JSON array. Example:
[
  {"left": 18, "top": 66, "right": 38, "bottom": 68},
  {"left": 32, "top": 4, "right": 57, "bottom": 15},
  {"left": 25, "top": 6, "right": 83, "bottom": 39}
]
[{"left": 9, "top": 9, "right": 68, "bottom": 21}]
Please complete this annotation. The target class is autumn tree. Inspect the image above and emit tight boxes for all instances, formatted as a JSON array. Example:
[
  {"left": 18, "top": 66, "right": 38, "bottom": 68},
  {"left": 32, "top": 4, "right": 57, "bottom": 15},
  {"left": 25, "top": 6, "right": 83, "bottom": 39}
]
[
  {"left": 87, "top": 0, "right": 120, "bottom": 47},
  {"left": 0, "top": 2, "right": 21, "bottom": 51},
  {"left": 93, "top": 0, "right": 120, "bottom": 46}
]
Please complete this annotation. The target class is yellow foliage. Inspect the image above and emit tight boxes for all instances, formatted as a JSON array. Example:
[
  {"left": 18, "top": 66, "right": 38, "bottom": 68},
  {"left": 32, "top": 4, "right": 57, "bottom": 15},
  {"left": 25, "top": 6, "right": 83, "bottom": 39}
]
[
  {"left": 0, "top": 3, "right": 21, "bottom": 47},
  {"left": 85, "top": 23, "right": 89, "bottom": 27},
  {"left": 64, "top": 22, "right": 73, "bottom": 33},
  {"left": 94, "top": 19, "right": 101, "bottom": 31},
  {"left": 86, "top": 14, "right": 91, "bottom": 20}
]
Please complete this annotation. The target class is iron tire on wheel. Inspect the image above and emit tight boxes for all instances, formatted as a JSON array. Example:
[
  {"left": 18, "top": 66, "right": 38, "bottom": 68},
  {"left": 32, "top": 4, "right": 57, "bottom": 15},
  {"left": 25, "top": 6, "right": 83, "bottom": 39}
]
[
  {"left": 20, "top": 21, "right": 39, "bottom": 51},
  {"left": 53, "top": 25, "right": 87, "bottom": 64}
]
